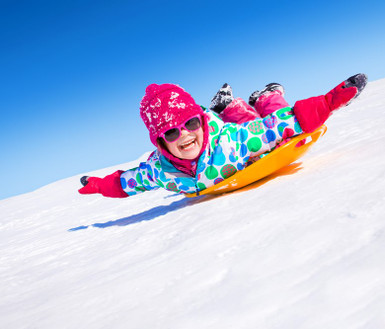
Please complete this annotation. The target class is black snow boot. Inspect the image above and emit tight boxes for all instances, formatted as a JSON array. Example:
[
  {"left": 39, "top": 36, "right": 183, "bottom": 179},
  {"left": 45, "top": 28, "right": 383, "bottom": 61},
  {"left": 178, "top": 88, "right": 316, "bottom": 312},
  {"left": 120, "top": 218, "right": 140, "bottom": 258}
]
[
  {"left": 80, "top": 176, "right": 89, "bottom": 187},
  {"left": 209, "top": 83, "right": 234, "bottom": 114},
  {"left": 343, "top": 73, "right": 368, "bottom": 100},
  {"left": 248, "top": 83, "right": 284, "bottom": 107}
]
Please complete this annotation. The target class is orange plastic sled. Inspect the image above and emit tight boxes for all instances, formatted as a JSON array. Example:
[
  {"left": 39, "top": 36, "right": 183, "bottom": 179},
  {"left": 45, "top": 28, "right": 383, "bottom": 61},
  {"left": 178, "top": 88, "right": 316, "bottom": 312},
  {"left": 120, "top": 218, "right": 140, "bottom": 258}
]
[{"left": 185, "top": 125, "right": 327, "bottom": 197}]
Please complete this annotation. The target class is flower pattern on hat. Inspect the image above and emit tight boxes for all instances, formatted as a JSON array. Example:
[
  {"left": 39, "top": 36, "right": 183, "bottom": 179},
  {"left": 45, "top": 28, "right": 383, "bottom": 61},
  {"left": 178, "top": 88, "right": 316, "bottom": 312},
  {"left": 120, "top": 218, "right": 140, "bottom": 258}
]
[{"left": 140, "top": 84, "right": 204, "bottom": 145}]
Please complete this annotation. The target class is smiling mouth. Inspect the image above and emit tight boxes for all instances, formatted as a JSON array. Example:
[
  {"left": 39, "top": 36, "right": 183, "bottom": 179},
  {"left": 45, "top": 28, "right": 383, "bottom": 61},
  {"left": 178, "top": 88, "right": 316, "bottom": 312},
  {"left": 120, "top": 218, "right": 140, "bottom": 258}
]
[{"left": 179, "top": 138, "right": 197, "bottom": 151}]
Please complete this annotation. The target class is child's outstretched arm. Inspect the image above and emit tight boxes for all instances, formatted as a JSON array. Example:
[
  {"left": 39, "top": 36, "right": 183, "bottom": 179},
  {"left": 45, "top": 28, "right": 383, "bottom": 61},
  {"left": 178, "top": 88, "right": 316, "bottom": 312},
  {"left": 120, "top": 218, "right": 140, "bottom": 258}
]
[
  {"left": 78, "top": 153, "right": 164, "bottom": 198},
  {"left": 293, "top": 73, "right": 367, "bottom": 133}
]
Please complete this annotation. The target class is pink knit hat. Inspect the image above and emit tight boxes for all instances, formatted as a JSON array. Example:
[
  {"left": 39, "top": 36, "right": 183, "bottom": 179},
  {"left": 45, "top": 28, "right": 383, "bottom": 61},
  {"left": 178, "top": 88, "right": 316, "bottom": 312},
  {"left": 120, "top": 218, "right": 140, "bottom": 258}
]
[{"left": 140, "top": 83, "right": 204, "bottom": 145}]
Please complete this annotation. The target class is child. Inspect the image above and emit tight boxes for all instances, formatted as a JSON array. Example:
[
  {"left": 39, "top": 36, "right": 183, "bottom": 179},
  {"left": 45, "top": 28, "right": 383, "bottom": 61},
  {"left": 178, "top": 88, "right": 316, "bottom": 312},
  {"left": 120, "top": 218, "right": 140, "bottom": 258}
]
[{"left": 78, "top": 74, "right": 367, "bottom": 197}]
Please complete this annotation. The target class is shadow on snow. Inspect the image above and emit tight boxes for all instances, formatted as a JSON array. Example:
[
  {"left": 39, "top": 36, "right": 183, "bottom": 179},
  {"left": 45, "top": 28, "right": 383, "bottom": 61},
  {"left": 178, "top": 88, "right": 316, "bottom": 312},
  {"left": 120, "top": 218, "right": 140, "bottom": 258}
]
[
  {"left": 68, "top": 195, "right": 214, "bottom": 231},
  {"left": 69, "top": 162, "right": 303, "bottom": 231}
]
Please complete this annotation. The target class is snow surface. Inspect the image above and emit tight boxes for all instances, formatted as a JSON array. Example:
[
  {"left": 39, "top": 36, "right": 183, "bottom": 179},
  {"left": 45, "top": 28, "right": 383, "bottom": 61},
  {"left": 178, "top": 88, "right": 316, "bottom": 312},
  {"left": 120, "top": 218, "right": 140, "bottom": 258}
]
[{"left": 1, "top": 79, "right": 385, "bottom": 329}]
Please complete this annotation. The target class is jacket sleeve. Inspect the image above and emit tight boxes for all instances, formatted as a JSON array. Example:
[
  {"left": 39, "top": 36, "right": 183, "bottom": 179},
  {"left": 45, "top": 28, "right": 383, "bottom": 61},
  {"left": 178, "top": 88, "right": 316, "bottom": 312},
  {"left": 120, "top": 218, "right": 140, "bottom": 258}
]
[{"left": 120, "top": 154, "right": 163, "bottom": 197}]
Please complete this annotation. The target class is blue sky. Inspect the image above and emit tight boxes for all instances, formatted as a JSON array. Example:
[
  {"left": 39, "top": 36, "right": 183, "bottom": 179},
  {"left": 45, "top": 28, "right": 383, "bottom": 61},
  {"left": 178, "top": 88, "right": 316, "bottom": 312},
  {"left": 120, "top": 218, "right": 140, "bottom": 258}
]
[{"left": 1, "top": 0, "right": 385, "bottom": 200}]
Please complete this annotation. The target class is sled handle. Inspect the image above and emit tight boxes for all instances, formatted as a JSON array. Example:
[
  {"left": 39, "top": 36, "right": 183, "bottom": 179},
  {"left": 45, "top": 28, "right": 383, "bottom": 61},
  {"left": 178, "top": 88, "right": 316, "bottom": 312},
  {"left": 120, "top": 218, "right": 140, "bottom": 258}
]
[
  {"left": 270, "top": 125, "right": 327, "bottom": 162},
  {"left": 291, "top": 125, "right": 327, "bottom": 151}
]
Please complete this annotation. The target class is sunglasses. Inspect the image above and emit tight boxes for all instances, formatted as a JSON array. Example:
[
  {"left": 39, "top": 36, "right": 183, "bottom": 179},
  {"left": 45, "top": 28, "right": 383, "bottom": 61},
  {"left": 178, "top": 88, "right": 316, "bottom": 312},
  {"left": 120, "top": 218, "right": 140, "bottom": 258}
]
[{"left": 160, "top": 115, "right": 202, "bottom": 143}]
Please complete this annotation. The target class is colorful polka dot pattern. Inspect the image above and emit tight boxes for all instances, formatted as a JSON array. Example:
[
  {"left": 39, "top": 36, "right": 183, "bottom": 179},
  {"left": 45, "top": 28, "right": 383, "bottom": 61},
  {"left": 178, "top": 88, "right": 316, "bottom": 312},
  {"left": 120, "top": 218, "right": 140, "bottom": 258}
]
[{"left": 120, "top": 108, "right": 302, "bottom": 196}]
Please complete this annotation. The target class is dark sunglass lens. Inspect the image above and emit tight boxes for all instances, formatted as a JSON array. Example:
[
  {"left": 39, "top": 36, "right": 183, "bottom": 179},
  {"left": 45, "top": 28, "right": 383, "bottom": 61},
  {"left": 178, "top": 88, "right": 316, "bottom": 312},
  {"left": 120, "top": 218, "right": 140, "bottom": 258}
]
[
  {"left": 164, "top": 128, "right": 180, "bottom": 142},
  {"left": 185, "top": 117, "right": 201, "bottom": 131}
]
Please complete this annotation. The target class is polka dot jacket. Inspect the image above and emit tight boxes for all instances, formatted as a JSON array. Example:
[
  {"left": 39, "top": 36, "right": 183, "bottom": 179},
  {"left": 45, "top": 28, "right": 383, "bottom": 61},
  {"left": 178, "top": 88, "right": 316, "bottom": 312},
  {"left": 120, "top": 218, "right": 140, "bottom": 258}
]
[{"left": 120, "top": 107, "right": 303, "bottom": 196}]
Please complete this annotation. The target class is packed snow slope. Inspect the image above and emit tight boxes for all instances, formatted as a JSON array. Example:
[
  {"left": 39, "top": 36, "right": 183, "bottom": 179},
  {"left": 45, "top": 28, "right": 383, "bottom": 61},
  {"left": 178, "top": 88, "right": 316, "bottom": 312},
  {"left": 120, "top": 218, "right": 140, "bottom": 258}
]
[{"left": 1, "top": 78, "right": 385, "bottom": 329}]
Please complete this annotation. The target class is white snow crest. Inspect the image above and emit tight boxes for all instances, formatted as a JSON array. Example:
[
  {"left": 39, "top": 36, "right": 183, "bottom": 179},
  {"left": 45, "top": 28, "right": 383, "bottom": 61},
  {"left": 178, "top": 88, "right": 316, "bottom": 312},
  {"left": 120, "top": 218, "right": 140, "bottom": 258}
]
[
  {"left": 168, "top": 92, "right": 186, "bottom": 110},
  {"left": 170, "top": 91, "right": 179, "bottom": 100},
  {"left": 154, "top": 97, "right": 162, "bottom": 109},
  {"left": 161, "top": 111, "right": 174, "bottom": 124},
  {"left": 145, "top": 111, "right": 152, "bottom": 123}
]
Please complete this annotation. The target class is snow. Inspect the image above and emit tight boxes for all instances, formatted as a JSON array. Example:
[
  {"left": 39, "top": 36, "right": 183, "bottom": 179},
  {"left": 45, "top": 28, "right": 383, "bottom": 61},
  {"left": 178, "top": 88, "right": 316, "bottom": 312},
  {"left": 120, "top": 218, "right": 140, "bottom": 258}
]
[{"left": 1, "top": 78, "right": 385, "bottom": 329}]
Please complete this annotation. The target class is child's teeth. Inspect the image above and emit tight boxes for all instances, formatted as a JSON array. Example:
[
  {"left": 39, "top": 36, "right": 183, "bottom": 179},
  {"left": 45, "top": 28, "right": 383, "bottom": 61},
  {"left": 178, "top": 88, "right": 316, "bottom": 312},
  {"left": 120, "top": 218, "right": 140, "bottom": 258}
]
[{"left": 181, "top": 139, "right": 195, "bottom": 149}]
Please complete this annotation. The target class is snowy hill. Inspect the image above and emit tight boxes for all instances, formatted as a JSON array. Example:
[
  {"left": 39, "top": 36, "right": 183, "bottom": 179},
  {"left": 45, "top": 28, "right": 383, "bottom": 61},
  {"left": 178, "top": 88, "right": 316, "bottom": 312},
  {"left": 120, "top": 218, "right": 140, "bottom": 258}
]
[{"left": 1, "top": 79, "right": 385, "bottom": 329}]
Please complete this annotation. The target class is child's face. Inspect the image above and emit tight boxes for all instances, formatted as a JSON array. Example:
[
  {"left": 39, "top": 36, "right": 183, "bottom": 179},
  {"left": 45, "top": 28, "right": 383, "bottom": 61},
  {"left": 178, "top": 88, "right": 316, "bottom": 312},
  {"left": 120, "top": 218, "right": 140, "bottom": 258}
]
[{"left": 164, "top": 126, "right": 204, "bottom": 160}]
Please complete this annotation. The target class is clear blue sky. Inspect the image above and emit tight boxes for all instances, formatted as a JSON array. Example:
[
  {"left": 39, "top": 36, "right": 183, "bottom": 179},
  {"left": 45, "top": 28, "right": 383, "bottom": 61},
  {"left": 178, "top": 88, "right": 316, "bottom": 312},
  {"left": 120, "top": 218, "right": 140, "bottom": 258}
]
[{"left": 1, "top": 0, "right": 385, "bottom": 200}]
